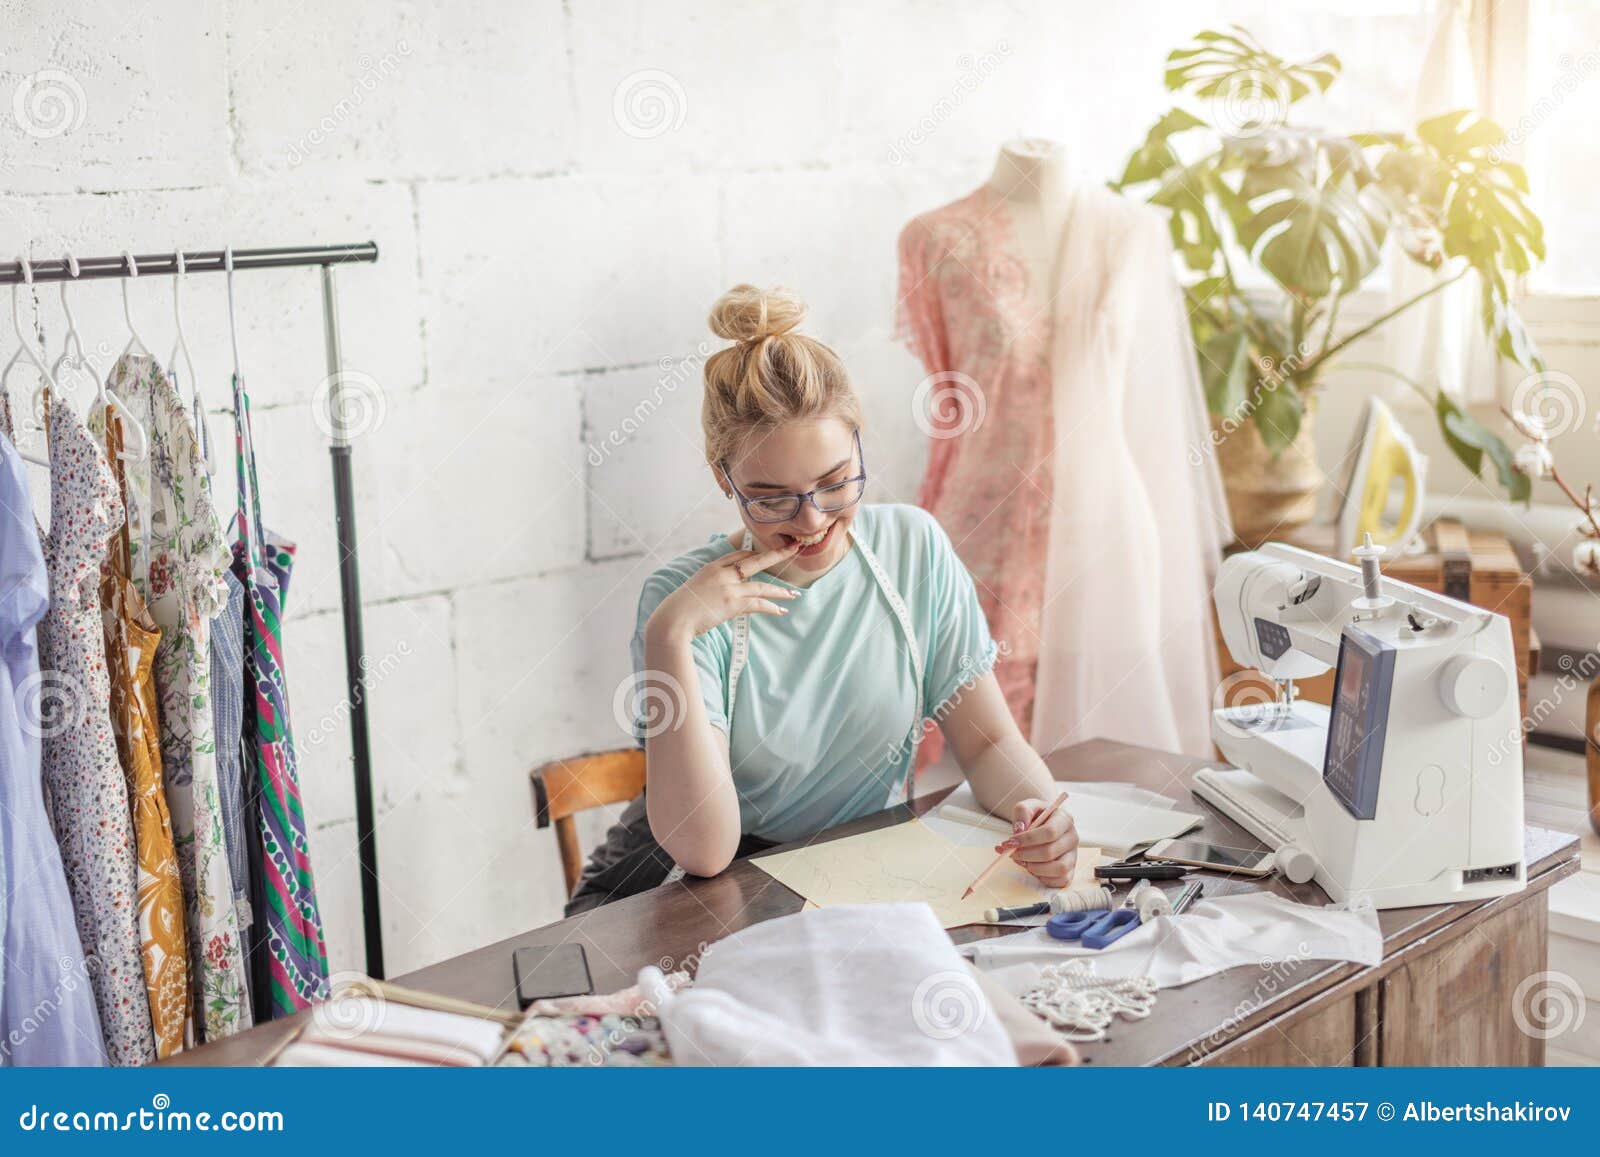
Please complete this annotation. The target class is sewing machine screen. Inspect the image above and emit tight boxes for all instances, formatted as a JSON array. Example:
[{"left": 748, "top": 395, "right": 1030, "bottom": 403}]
[{"left": 1322, "top": 627, "right": 1395, "bottom": 820}]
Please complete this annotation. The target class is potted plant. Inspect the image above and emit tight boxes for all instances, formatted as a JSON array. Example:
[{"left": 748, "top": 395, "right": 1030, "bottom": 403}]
[{"left": 1114, "top": 26, "right": 1544, "bottom": 544}]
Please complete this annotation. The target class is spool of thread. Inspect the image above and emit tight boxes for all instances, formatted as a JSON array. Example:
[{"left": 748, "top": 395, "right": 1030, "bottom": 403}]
[
  {"left": 1053, "top": 885, "right": 1115, "bottom": 915},
  {"left": 1128, "top": 879, "right": 1173, "bottom": 922}
]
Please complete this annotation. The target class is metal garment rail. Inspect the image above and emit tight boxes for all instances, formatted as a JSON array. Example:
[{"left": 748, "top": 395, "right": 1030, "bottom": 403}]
[{"left": 2, "top": 241, "right": 387, "bottom": 981}]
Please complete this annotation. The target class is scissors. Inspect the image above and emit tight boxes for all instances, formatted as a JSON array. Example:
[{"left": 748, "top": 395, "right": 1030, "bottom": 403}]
[{"left": 1046, "top": 901, "right": 1141, "bottom": 949}]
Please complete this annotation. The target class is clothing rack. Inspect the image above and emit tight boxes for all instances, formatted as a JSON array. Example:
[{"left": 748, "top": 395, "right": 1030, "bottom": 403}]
[{"left": 0, "top": 242, "right": 387, "bottom": 981}]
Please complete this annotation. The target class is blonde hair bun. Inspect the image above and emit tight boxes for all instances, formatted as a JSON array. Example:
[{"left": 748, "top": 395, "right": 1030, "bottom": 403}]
[
  {"left": 708, "top": 283, "right": 808, "bottom": 344},
  {"left": 700, "top": 283, "right": 861, "bottom": 465}
]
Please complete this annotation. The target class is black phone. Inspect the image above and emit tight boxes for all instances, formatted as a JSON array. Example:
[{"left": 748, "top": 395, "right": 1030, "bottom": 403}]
[{"left": 512, "top": 944, "right": 593, "bottom": 1008}]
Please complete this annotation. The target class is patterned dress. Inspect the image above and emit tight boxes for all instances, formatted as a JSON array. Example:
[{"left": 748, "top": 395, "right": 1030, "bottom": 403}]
[
  {"left": 33, "top": 396, "right": 155, "bottom": 1066},
  {"left": 106, "top": 355, "right": 250, "bottom": 1043},
  {"left": 230, "top": 373, "right": 329, "bottom": 1015},
  {"left": 93, "top": 408, "right": 190, "bottom": 1059},
  {"left": 210, "top": 570, "right": 254, "bottom": 983},
  {"left": 0, "top": 415, "right": 107, "bottom": 1066}
]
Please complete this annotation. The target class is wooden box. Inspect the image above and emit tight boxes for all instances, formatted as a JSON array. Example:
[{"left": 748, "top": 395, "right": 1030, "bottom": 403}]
[{"left": 1215, "top": 519, "right": 1534, "bottom": 724}]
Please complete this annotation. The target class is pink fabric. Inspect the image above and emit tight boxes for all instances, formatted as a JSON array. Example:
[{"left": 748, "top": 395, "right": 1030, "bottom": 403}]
[
  {"left": 897, "top": 186, "right": 1054, "bottom": 747},
  {"left": 897, "top": 183, "right": 1229, "bottom": 760}
]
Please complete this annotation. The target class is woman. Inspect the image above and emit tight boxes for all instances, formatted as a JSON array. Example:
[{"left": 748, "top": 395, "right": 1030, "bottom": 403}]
[{"left": 566, "top": 285, "right": 1079, "bottom": 914}]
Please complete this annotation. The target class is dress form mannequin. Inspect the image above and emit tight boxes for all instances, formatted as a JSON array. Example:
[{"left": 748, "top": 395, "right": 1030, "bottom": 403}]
[
  {"left": 986, "top": 138, "right": 1072, "bottom": 293},
  {"left": 897, "top": 140, "right": 1230, "bottom": 759}
]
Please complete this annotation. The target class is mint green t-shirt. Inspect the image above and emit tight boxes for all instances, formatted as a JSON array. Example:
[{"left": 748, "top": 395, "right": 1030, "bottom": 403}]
[{"left": 629, "top": 503, "right": 998, "bottom": 843}]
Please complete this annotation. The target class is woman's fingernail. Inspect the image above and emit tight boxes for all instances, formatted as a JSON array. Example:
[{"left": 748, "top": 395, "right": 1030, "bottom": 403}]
[{"left": 1013, "top": 821, "right": 1026, "bottom": 833}]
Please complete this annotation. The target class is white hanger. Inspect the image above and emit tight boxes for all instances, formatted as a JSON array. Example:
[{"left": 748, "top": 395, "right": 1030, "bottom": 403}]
[
  {"left": 119, "top": 250, "right": 152, "bottom": 359},
  {"left": 61, "top": 252, "right": 149, "bottom": 463},
  {"left": 168, "top": 248, "right": 216, "bottom": 475},
  {"left": 225, "top": 245, "right": 243, "bottom": 381},
  {"left": 47, "top": 253, "right": 95, "bottom": 407},
  {"left": 7, "top": 258, "right": 56, "bottom": 468}
]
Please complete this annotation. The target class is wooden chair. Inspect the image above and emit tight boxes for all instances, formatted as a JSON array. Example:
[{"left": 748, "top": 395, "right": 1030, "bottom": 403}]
[{"left": 530, "top": 747, "right": 646, "bottom": 899}]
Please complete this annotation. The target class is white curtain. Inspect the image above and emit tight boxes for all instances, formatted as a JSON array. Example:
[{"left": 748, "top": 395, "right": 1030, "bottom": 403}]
[{"left": 1385, "top": 0, "right": 1499, "bottom": 404}]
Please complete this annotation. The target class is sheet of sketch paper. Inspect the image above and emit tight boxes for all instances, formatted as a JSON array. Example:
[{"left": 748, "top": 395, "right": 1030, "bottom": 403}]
[{"left": 752, "top": 818, "right": 1102, "bottom": 928}]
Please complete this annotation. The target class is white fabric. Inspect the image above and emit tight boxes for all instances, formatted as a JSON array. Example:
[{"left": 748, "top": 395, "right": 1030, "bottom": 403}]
[
  {"left": 965, "top": 892, "right": 1383, "bottom": 992},
  {"left": 643, "top": 903, "right": 1017, "bottom": 1066},
  {"left": 1385, "top": 0, "right": 1496, "bottom": 404},
  {"left": 1029, "top": 184, "right": 1231, "bottom": 759}
]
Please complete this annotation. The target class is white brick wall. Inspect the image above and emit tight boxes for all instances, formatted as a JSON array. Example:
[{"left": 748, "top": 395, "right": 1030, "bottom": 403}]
[{"left": 4, "top": 0, "right": 1434, "bottom": 976}]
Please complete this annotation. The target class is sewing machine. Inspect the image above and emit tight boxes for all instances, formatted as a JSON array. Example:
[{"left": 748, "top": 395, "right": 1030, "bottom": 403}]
[{"left": 1198, "top": 538, "right": 1526, "bottom": 909}]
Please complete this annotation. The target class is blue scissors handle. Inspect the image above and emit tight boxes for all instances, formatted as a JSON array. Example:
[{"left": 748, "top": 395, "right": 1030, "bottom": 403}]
[
  {"left": 1081, "top": 907, "right": 1140, "bottom": 949},
  {"left": 1046, "top": 906, "right": 1141, "bottom": 948},
  {"left": 1045, "top": 910, "right": 1103, "bottom": 941}
]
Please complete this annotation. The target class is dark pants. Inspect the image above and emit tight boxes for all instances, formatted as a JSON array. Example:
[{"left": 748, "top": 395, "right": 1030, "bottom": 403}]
[{"left": 564, "top": 793, "right": 776, "bottom": 916}]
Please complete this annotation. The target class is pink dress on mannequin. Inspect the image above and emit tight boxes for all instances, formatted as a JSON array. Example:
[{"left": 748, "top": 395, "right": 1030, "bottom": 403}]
[{"left": 897, "top": 170, "right": 1230, "bottom": 760}]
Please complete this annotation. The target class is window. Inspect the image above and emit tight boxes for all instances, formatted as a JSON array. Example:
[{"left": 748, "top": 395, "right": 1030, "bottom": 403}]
[{"left": 1517, "top": 0, "right": 1600, "bottom": 294}]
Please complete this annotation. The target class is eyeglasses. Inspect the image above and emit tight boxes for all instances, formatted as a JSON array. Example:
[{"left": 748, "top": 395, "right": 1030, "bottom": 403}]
[{"left": 722, "top": 429, "right": 868, "bottom": 524}]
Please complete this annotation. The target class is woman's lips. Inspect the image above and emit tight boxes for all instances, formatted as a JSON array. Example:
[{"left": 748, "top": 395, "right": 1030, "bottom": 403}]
[{"left": 779, "top": 520, "right": 836, "bottom": 557}]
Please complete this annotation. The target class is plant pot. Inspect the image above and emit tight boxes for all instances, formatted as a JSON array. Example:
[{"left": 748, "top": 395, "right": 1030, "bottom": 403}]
[{"left": 1211, "top": 402, "right": 1322, "bottom": 549}]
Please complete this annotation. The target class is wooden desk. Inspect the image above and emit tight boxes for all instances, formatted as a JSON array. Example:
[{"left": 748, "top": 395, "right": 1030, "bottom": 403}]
[{"left": 174, "top": 739, "right": 1580, "bottom": 1067}]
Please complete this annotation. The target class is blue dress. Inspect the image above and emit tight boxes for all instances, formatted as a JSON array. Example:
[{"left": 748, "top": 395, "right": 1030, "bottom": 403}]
[{"left": 0, "top": 429, "right": 107, "bottom": 1065}]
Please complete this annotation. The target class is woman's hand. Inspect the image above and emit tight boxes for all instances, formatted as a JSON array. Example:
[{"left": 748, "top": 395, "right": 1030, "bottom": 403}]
[
  {"left": 998, "top": 798, "right": 1080, "bottom": 888},
  {"left": 644, "top": 542, "right": 802, "bottom": 644}
]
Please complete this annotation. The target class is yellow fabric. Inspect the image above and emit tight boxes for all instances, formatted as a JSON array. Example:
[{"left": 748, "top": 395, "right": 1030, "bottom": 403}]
[{"left": 100, "top": 416, "right": 190, "bottom": 1060}]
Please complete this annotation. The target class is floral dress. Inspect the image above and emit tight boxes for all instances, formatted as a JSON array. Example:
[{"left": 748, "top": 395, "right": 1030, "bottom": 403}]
[
  {"left": 92, "top": 405, "right": 190, "bottom": 1059},
  {"left": 33, "top": 395, "right": 155, "bottom": 1066},
  {"left": 106, "top": 355, "right": 250, "bottom": 1042},
  {"left": 0, "top": 403, "right": 107, "bottom": 1066},
  {"left": 230, "top": 373, "right": 330, "bottom": 1015}
]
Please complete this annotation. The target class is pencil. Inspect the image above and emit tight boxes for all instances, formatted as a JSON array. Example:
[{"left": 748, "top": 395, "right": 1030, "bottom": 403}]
[{"left": 961, "top": 791, "right": 1070, "bottom": 900}]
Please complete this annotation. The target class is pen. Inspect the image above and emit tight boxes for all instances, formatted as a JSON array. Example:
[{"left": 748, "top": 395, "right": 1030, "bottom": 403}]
[
  {"left": 1172, "top": 880, "right": 1204, "bottom": 915},
  {"left": 961, "top": 791, "right": 1070, "bottom": 900}
]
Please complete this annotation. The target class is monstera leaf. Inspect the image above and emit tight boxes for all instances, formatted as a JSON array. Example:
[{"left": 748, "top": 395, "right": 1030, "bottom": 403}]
[
  {"left": 1233, "top": 155, "right": 1388, "bottom": 300},
  {"left": 1165, "top": 26, "right": 1340, "bottom": 107},
  {"left": 1116, "top": 29, "right": 1547, "bottom": 493}
]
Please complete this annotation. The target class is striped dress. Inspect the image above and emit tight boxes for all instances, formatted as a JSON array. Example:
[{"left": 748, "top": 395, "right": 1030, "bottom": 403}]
[{"left": 229, "top": 373, "right": 330, "bottom": 1015}]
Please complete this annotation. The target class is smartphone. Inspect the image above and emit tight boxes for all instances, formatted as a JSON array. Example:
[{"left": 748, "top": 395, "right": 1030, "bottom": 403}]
[
  {"left": 1144, "top": 837, "right": 1277, "bottom": 877},
  {"left": 512, "top": 943, "right": 593, "bottom": 1008}
]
